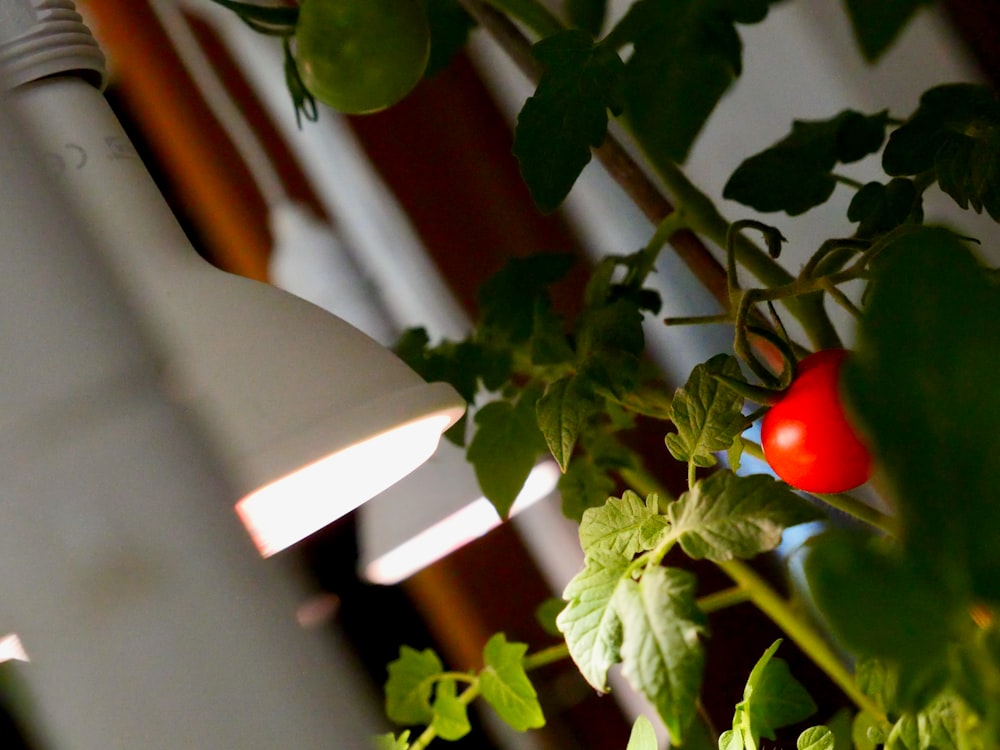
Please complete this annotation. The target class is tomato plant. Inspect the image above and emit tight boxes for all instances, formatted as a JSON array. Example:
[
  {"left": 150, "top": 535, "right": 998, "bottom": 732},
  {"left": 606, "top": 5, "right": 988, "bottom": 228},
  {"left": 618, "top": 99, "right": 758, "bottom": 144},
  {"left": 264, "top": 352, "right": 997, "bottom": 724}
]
[
  {"left": 210, "top": 1, "right": 1000, "bottom": 749},
  {"left": 294, "top": 0, "right": 430, "bottom": 115},
  {"left": 761, "top": 349, "right": 872, "bottom": 494}
]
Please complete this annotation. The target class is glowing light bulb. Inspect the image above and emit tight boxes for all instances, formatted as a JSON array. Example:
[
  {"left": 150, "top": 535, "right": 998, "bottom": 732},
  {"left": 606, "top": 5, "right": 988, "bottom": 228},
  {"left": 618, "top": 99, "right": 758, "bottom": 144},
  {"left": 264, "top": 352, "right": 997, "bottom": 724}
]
[{"left": 236, "top": 414, "right": 454, "bottom": 556}]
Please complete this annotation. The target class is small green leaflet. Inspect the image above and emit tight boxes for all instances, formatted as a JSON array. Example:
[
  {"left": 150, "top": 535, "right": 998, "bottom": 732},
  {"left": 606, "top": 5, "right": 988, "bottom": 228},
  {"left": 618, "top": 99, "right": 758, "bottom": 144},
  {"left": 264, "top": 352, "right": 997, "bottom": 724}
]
[
  {"left": 513, "top": 30, "right": 625, "bottom": 213},
  {"left": 666, "top": 354, "right": 747, "bottom": 468},
  {"left": 385, "top": 646, "right": 445, "bottom": 726},
  {"left": 476, "top": 253, "right": 576, "bottom": 345},
  {"left": 373, "top": 730, "right": 410, "bottom": 750},
  {"left": 534, "top": 597, "right": 566, "bottom": 637},
  {"left": 626, "top": 715, "right": 659, "bottom": 750},
  {"left": 478, "top": 634, "right": 545, "bottom": 732},
  {"left": 537, "top": 374, "right": 600, "bottom": 472},
  {"left": 557, "top": 550, "right": 628, "bottom": 691},
  {"left": 847, "top": 178, "right": 922, "bottom": 238},
  {"left": 842, "top": 0, "right": 935, "bottom": 61},
  {"left": 668, "top": 470, "right": 824, "bottom": 561},
  {"left": 467, "top": 385, "right": 549, "bottom": 518},
  {"left": 882, "top": 84, "right": 1000, "bottom": 221},
  {"left": 797, "top": 726, "right": 835, "bottom": 750},
  {"left": 431, "top": 679, "right": 471, "bottom": 741},
  {"left": 855, "top": 656, "right": 899, "bottom": 716},
  {"left": 726, "top": 640, "right": 817, "bottom": 750},
  {"left": 723, "top": 110, "right": 889, "bottom": 216},
  {"left": 885, "top": 694, "right": 965, "bottom": 750},
  {"left": 558, "top": 455, "right": 618, "bottom": 521},
  {"left": 614, "top": 566, "right": 708, "bottom": 745},
  {"left": 574, "top": 298, "right": 646, "bottom": 399},
  {"left": 579, "top": 490, "right": 669, "bottom": 559},
  {"left": 610, "top": 0, "right": 776, "bottom": 165}
]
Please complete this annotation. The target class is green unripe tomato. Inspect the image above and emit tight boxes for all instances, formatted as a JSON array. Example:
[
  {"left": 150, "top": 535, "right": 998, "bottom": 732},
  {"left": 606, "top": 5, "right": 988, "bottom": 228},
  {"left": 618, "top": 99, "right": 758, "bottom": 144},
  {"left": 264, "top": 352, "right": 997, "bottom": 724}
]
[{"left": 294, "top": 0, "right": 430, "bottom": 115}]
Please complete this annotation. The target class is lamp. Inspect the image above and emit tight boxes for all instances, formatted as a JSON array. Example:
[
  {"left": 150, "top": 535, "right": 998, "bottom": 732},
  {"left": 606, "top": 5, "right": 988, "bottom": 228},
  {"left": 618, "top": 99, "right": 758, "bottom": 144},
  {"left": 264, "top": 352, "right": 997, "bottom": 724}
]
[
  {"left": 0, "top": 0, "right": 465, "bottom": 557},
  {"left": 0, "top": 66, "right": 385, "bottom": 750},
  {"left": 268, "top": 204, "right": 561, "bottom": 585}
]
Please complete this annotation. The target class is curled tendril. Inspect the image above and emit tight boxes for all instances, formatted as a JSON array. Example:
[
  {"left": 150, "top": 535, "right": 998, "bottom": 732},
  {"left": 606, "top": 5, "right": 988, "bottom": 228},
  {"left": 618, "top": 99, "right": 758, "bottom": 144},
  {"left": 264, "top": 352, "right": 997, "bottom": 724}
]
[{"left": 282, "top": 37, "right": 318, "bottom": 128}]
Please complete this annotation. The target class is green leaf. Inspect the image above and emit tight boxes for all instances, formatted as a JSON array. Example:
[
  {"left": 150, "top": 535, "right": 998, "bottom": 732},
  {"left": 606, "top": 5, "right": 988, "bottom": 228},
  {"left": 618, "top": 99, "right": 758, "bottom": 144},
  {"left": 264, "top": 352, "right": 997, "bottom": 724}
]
[
  {"left": 614, "top": 566, "right": 708, "bottom": 744},
  {"left": 855, "top": 656, "right": 899, "bottom": 716},
  {"left": 803, "top": 532, "right": 952, "bottom": 708},
  {"left": 734, "top": 640, "right": 817, "bottom": 748},
  {"left": 431, "top": 679, "right": 471, "bottom": 741},
  {"left": 719, "top": 727, "right": 746, "bottom": 750},
  {"left": 575, "top": 298, "right": 646, "bottom": 399},
  {"left": 530, "top": 298, "right": 575, "bottom": 365},
  {"left": 478, "top": 633, "right": 546, "bottom": 732},
  {"left": 579, "top": 490, "right": 670, "bottom": 559},
  {"left": 887, "top": 714, "right": 920, "bottom": 750},
  {"left": 566, "top": 0, "right": 608, "bottom": 36},
  {"left": 666, "top": 354, "right": 747, "bottom": 467},
  {"left": 373, "top": 730, "right": 411, "bottom": 750},
  {"left": 847, "top": 178, "right": 922, "bottom": 238},
  {"left": 421, "top": 0, "right": 476, "bottom": 77},
  {"left": 613, "top": 0, "right": 777, "bottom": 164},
  {"left": 557, "top": 550, "right": 629, "bottom": 691},
  {"left": 385, "top": 646, "right": 445, "bottom": 726},
  {"left": 797, "top": 726, "right": 836, "bottom": 750},
  {"left": 723, "top": 110, "right": 889, "bottom": 215},
  {"left": 610, "top": 384, "right": 674, "bottom": 420},
  {"left": 843, "top": 0, "right": 935, "bottom": 61},
  {"left": 668, "top": 470, "right": 823, "bottom": 561},
  {"left": 627, "top": 715, "right": 659, "bottom": 750},
  {"left": 842, "top": 226, "right": 1000, "bottom": 605},
  {"left": 534, "top": 597, "right": 566, "bottom": 637},
  {"left": 558, "top": 455, "right": 618, "bottom": 522},
  {"left": 477, "top": 253, "right": 576, "bottom": 344},
  {"left": 513, "top": 30, "right": 626, "bottom": 212},
  {"left": 467, "top": 385, "right": 549, "bottom": 518},
  {"left": 852, "top": 711, "right": 884, "bottom": 750},
  {"left": 537, "top": 374, "right": 601, "bottom": 472},
  {"left": 882, "top": 84, "right": 1000, "bottom": 221}
]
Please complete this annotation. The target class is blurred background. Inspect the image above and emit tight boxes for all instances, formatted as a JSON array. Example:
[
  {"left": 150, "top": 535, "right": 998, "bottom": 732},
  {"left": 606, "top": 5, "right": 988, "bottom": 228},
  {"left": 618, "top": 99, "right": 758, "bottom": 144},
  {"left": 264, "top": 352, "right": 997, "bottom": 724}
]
[{"left": 6, "top": 1, "right": 993, "bottom": 747}]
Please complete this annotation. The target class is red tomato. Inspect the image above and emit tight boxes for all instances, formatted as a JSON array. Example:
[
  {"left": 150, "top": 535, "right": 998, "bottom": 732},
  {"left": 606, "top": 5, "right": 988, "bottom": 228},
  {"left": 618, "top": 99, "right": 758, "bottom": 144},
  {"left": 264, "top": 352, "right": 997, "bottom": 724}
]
[{"left": 761, "top": 349, "right": 872, "bottom": 493}]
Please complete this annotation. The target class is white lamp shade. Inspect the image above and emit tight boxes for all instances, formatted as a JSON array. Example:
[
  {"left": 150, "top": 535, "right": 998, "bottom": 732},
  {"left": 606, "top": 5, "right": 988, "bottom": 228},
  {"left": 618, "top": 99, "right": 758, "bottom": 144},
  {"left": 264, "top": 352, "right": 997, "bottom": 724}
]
[
  {"left": 0, "top": 90, "right": 385, "bottom": 749},
  {"left": 7, "top": 75, "right": 465, "bottom": 556}
]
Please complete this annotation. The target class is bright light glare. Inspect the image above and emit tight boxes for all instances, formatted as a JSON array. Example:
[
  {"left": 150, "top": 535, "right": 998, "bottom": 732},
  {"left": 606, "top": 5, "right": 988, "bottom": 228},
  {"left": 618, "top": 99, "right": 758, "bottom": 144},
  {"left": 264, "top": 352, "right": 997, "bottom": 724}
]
[
  {"left": 237, "top": 414, "right": 453, "bottom": 557},
  {"left": 364, "top": 461, "right": 561, "bottom": 585},
  {"left": 0, "top": 634, "right": 28, "bottom": 663}
]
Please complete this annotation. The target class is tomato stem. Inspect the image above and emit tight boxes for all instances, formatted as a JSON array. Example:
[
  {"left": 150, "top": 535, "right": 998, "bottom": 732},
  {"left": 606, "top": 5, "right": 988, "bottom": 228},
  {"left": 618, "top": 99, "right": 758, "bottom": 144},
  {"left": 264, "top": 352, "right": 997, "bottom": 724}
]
[
  {"left": 697, "top": 585, "right": 750, "bottom": 614},
  {"left": 717, "top": 559, "right": 888, "bottom": 724},
  {"left": 742, "top": 440, "right": 897, "bottom": 536}
]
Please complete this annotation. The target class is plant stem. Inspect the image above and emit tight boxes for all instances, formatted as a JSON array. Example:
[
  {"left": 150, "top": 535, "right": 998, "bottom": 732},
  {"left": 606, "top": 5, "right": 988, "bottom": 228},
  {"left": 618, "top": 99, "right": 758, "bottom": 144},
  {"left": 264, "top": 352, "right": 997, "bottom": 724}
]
[
  {"left": 523, "top": 641, "right": 570, "bottom": 670},
  {"left": 627, "top": 208, "right": 690, "bottom": 287},
  {"left": 480, "top": 0, "right": 563, "bottom": 38},
  {"left": 648, "top": 160, "right": 843, "bottom": 351},
  {"left": 741, "top": 440, "right": 897, "bottom": 536},
  {"left": 717, "top": 559, "right": 887, "bottom": 723},
  {"left": 698, "top": 585, "right": 751, "bottom": 614}
]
